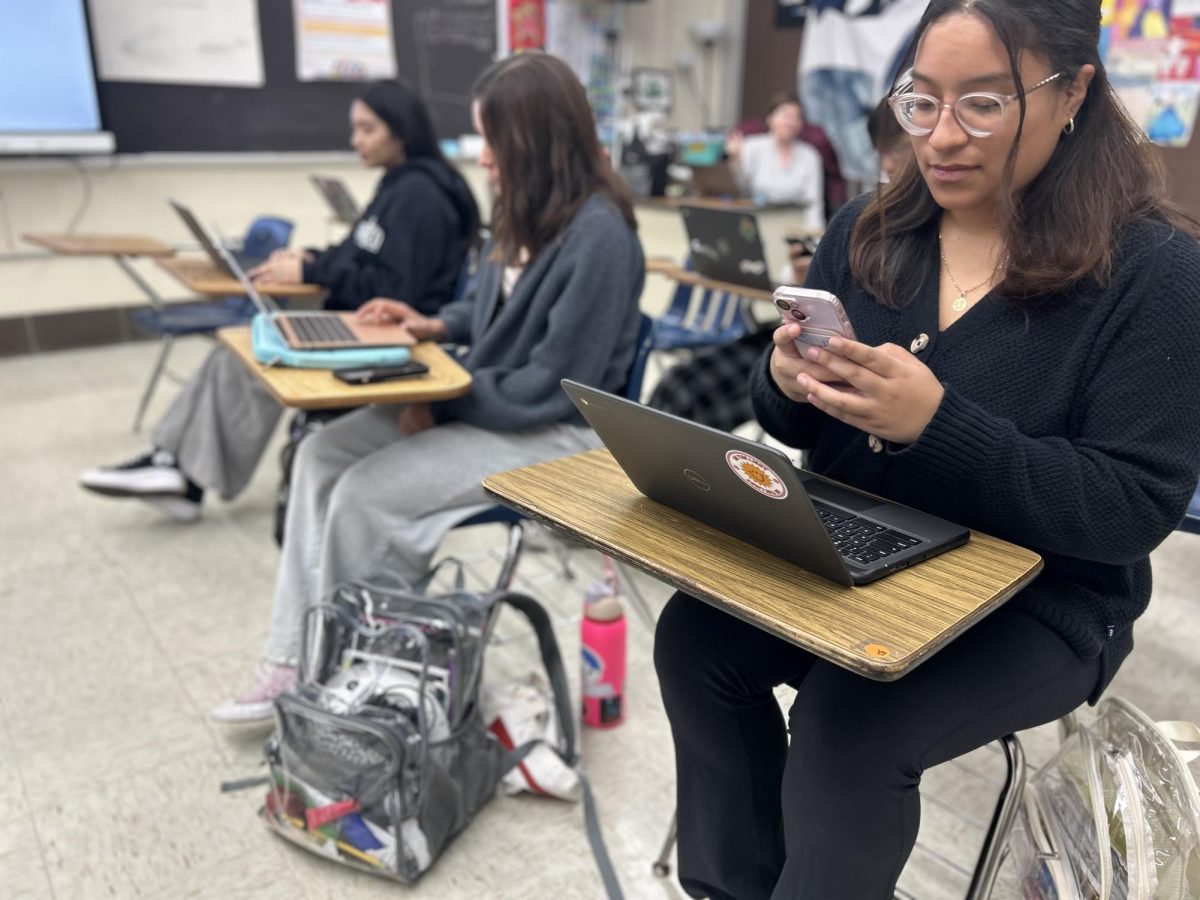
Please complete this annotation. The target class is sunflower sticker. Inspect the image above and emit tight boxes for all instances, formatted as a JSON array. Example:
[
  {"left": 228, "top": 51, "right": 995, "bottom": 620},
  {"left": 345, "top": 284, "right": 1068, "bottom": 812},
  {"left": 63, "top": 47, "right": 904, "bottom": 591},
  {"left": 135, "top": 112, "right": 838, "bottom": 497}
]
[{"left": 725, "top": 450, "right": 788, "bottom": 500}]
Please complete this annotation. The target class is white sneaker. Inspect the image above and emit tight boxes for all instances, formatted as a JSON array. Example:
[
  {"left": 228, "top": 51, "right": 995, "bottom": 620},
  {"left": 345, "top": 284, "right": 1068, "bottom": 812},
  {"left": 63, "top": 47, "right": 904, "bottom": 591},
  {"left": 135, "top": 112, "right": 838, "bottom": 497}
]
[
  {"left": 211, "top": 663, "right": 297, "bottom": 724},
  {"left": 80, "top": 449, "right": 203, "bottom": 522},
  {"left": 80, "top": 449, "right": 186, "bottom": 496}
]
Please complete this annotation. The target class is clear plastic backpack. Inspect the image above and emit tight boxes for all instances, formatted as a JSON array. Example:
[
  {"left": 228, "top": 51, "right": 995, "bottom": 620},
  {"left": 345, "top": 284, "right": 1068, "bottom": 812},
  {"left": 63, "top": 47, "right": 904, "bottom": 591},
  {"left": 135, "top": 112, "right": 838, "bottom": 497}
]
[{"left": 1008, "top": 697, "right": 1200, "bottom": 899}]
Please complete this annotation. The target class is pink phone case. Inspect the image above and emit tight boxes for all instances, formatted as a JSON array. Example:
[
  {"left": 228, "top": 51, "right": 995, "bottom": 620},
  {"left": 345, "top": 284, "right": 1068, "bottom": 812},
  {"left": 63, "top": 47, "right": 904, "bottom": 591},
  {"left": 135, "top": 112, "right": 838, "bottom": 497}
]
[{"left": 773, "top": 286, "right": 856, "bottom": 350}]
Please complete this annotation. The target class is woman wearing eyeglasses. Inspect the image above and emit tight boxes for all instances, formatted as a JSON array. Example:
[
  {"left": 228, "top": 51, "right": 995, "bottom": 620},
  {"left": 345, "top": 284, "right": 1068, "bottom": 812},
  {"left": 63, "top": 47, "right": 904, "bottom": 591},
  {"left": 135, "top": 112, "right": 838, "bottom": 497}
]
[{"left": 655, "top": 2, "right": 1200, "bottom": 897}]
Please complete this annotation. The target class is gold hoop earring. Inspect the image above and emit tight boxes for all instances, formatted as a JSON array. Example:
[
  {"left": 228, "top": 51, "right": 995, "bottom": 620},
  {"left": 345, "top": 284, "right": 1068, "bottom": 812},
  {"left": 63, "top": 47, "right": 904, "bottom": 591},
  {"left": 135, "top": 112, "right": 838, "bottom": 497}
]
[{"left": 1064, "top": 117, "right": 1076, "bottom": 135}]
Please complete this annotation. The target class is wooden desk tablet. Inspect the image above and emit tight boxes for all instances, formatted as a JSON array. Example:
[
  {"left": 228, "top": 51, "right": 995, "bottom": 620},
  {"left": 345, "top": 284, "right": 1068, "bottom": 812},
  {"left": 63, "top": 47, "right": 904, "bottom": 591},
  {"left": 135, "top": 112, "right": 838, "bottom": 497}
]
[
  {"left": 484, "top": 449, "right": 1043, "bottom": 680},
  {"left": 646, "top": 258, "right": 782, "bottom": 303},
  {"left": 158, "top": 256, "right": 324, "bottom": 298},
  {"left": 217, "top": 326, "right": 472, "bottom": 410},
  {"left": 23, "top": 233, "right": 175, "bottom": 257}
]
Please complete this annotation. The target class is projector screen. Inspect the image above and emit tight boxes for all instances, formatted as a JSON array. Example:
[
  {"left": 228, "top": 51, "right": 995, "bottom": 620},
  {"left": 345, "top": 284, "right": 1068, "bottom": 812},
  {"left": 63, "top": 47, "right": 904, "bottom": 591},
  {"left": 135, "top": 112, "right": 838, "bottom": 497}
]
[{"left": 0, "top": 2, "right": 114, "bottom": 154}]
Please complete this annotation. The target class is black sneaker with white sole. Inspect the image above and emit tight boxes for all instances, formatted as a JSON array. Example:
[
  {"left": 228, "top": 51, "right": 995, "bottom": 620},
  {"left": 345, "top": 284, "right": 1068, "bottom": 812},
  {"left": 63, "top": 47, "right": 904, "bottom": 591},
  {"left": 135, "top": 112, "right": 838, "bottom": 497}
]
[{"left": 80, "top": 450, "right": 204, "bottom": 522}]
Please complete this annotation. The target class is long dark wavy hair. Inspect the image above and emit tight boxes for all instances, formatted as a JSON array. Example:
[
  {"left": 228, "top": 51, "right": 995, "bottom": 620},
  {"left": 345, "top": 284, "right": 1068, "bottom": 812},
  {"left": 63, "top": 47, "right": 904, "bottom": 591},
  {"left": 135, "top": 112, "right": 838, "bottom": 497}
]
[
  {"left": 850, "top": 0, "right": 1196, "bottom": 308},
  {"left": 472, "top": 52, "right": 635, "bottom": 262}
]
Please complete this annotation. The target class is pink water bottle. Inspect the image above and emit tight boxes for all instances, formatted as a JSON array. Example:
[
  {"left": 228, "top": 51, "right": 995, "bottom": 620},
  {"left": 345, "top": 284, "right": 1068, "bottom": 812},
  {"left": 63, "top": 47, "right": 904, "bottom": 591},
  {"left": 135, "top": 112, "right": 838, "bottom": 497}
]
[{"left": 581, "top": 561, "right": 626, "bottom": 728}]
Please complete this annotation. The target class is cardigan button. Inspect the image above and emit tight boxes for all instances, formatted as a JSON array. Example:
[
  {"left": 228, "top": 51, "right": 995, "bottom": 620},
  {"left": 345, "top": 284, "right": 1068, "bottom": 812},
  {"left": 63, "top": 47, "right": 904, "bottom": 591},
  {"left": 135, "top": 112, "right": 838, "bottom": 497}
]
[
  {"left": 868, "top": 434, "right": 884, "bottom": 453},
  {"left": 910, "top": 333, "right": 930, "bottom": 353}
]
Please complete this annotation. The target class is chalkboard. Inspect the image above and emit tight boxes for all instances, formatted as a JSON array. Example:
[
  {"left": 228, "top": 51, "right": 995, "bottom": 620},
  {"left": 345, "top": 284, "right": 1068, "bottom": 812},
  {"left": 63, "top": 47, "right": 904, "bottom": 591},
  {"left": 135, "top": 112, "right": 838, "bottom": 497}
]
[{"left": 96, "top": 0, "right": 496, "bottom": 153}]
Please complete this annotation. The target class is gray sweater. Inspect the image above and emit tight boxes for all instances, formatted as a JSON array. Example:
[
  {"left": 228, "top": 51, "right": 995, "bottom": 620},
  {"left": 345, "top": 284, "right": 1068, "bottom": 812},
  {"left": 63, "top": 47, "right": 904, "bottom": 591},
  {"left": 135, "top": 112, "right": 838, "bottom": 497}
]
[{"left": 432, "top": 193, "right": 645, "bottom": 431}]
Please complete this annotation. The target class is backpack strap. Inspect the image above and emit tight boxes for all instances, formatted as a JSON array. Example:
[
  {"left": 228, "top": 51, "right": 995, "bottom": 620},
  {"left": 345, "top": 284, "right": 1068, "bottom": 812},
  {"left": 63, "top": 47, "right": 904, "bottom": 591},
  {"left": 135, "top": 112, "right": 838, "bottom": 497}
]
[
  {"left": 492, "top": 591, "right": 578, "bottom": 764},
  {"left": 492, "top": 591, "right": 622, "bottom": 900}
]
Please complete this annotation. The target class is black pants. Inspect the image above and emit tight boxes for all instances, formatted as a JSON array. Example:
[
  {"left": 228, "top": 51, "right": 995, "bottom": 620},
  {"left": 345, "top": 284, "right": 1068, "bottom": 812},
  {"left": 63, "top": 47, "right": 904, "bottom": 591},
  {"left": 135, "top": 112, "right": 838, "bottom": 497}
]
[{"left": 653, "top": 593, "right": 1101, "bottom": 900}]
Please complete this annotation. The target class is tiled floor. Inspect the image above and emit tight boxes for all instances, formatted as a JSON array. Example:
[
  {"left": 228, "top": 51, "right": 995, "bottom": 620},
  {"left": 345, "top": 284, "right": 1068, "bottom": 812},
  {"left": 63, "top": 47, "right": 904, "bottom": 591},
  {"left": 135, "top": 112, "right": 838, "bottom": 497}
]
[{"left": 3, "top": 338, "right": 1198, "bottom": 900}]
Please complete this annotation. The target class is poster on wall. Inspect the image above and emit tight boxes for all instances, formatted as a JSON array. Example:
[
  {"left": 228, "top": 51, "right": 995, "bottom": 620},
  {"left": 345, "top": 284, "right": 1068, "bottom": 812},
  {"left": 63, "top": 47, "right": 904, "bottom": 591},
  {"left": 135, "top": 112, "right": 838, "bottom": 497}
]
[
  {"left": 509, "top": 0, "right": 546, "bottom": 51},
  {"left": 294, "top": 0, "right": 398, "bottom": 82},
  {"left": 1103, "top": 0, "right": 1200, "bottom": 146},
  {"left": 88, "top": 0, "right": 264, "bottom": 87}
]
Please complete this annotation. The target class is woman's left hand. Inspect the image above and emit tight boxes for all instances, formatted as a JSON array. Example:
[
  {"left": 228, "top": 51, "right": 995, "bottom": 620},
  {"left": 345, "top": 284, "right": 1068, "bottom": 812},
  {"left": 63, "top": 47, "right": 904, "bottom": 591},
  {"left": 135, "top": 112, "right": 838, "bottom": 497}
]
[
  {"left": 797, "top": 336, "right": 944, "bottom": 445},
  {"left": 398, "top": 402, "right": 435, "bottom": 436}
]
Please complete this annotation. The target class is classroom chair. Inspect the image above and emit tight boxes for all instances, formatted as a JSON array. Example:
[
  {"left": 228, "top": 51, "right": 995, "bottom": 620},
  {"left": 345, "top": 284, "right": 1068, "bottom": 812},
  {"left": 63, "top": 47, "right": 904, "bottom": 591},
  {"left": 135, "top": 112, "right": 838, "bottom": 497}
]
[
  {"left": 453, "top": 313, "right": 658, "bottom": 629},
  {"left": 651, "top": 257, "right": 754, "bottom": 358},
  {"left": 1175, "top": 484, "right": 1200, "bottom": 535},
  {"left": 130, "top": 215, "right": 294, "bottom": 432}
]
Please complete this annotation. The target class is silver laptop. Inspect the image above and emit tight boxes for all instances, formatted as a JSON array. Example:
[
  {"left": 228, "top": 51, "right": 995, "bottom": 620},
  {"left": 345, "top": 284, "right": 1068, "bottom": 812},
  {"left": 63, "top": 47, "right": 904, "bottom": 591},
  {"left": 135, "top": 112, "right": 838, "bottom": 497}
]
[
  {"left": 169, "top": 198, "right": 266, "bottom": 274},
  {"left": 563, "top": 380, "right": 970, "bottom": 586},
  {"left": 679, "top": 204, "right": 776, "bottom": 293},
  {"left": 310, "top": 175, "right": 361, "bottom": 226},
  {"left": 209, "top": 228, "right": 413, "bottom": 352}
]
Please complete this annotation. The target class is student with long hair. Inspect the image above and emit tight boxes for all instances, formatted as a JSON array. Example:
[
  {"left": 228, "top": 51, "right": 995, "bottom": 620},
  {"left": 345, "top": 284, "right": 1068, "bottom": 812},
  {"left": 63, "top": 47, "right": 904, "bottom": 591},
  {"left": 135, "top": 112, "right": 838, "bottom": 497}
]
[
  {"left": 212, "top": 52, "right": 644, "bottom": 722},
  {"left": 655, "top": 2, "right": 1200, "bottom": 896},
  {"left": 80, "top": 80, "right": 478, "bottom": 521}
]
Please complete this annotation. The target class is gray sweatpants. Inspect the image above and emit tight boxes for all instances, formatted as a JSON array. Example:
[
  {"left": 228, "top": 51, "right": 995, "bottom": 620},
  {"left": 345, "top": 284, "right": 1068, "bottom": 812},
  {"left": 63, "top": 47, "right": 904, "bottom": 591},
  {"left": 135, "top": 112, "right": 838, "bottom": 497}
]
[
  {"left": 152, "top": 346, "right": 284, "bottom": 500},
  {"left": 264, "top": 404, "right": 601, "bottom": 663}
]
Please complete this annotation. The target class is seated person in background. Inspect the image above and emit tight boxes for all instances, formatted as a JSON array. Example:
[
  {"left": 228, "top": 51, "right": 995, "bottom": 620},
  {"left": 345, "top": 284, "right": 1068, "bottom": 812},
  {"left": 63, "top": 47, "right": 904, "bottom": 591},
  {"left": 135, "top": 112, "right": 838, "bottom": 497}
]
[
  {"left": 725, "top": 93, "right": 826, "bottom": 232},
  {"left": 211, "top": 51, "right": 645, "bottom": 722},
  {"left": 647, "top": 90, "right": 922, "bottom": 434},
  {"left": 656, "top": 1, "right": 1200, "bottom": 896},
  {"left": 80, "top": 80, "right": 478, "bottom": 522}
]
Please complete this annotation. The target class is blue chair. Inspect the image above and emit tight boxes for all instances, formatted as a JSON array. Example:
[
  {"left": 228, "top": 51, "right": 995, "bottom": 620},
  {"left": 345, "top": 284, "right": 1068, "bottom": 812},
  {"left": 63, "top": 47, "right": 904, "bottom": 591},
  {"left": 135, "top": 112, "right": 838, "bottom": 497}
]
[
  {"left": 131, "top": 215, "right": 294, "bottom": 431},
  {"left": 651, "top": 257, "right": 753, "bottom": 353},
  {"left": 1176, "top": 484, "right": 1200, "bottom": 534},
  {"left": 453, "top": 313, "right": 657, "bottom": 627}
]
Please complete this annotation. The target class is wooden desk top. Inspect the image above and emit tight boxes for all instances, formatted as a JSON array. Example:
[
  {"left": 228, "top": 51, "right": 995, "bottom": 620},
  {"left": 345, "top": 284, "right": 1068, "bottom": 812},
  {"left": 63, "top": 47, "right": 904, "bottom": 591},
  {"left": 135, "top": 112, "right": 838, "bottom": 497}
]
[
  {"left": 158, "top": 256, "right": 324, "bottom": 298},
  {"left": 484, "top": 449, "right": 1043, "bottom": 680},
  {"left": 217, "top": 326, "right": 472, "bottom": 410},
  {"left": 23, "top": 233, "right": 175, "bottom": 257},
  {"left": 646, "top": 258, "right": 780, "bottom": 303}
]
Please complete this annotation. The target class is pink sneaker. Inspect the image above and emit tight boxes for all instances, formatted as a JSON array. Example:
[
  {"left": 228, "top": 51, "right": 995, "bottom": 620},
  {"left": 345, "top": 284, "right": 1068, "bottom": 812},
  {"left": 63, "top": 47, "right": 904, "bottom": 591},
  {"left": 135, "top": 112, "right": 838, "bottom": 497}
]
[{"left": 211, "top": 663, "right": 297, "bottom": 724}]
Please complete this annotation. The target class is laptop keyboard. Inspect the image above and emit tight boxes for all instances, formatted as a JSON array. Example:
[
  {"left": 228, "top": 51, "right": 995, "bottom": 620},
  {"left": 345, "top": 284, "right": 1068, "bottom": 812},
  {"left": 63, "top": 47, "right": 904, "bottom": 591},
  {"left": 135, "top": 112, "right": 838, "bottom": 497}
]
[
  {"left": 811, "top": 500, "right": 921, "bottom": 566},
  {"left": 288, "top": 315, "right": 359, "bottom": 345}
]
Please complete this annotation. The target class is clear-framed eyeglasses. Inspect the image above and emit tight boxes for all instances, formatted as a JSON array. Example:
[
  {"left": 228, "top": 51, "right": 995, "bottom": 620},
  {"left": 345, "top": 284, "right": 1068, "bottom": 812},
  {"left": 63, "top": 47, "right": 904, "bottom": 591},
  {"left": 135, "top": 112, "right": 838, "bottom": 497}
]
[{"left": 887, "top": 72, "right": 1064, "bottom": 138}]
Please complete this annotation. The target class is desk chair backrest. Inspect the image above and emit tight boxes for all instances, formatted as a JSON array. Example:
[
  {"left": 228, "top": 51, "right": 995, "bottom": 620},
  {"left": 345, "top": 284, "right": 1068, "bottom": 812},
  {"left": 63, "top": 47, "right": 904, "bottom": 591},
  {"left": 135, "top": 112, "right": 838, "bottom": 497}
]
[
  {"left": 653, "top": 257, "right": 751, "bottom": 352},
  {"left": 623, "top": 313, "right": 655, "bottom": 403},
  {"left": 242, "top": 216, "right": 294, "bottom": 259}
]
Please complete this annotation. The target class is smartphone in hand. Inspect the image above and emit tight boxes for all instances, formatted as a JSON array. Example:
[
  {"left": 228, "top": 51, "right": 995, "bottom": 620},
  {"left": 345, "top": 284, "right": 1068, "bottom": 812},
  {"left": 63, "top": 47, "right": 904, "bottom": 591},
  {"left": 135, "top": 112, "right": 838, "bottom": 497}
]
[
  {"left": 333, "top": 361, "right": 430, "bottom": 385},
  {"left": 774, "top": 286, "right": 857, "bottom": 351}
]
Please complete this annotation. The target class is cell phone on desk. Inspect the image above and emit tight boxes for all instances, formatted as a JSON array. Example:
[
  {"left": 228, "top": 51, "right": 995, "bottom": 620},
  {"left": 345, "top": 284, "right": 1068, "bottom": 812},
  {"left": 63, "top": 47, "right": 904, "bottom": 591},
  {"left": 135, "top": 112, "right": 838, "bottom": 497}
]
[
  {"left": 333, "top": 361, "right": 430, "bottom": 385},
  {"left": 773, "top": 286, "right": 857, "bottom": 350}
]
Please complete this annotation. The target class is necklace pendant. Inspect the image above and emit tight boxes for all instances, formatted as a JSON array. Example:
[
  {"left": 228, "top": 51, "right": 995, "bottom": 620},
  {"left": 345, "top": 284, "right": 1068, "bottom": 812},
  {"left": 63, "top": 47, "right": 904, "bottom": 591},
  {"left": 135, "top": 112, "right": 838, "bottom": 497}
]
[{"left": 952, "top": 292, "right": 968, "bottom": 312}]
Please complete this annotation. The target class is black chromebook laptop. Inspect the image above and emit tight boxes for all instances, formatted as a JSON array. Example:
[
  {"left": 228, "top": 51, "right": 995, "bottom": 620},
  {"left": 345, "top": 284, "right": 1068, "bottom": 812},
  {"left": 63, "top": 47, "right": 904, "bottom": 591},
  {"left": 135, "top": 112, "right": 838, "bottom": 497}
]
[
  {"left": 562, "top": 381, "right": 970, "bottom": 586},
  {"left": 169, "top": 198, "right": 266, "bottom": 272},
  {"left": 679, "top": 204, "right": 774, "bottom": 292}
]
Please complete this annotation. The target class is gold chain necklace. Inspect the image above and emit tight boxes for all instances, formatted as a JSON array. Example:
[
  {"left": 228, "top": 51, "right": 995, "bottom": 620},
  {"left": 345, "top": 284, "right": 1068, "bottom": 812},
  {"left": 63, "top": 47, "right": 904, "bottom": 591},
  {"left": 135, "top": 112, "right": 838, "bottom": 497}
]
[{"left": 938, "top": 236, "right": 992, "bottom": 313}]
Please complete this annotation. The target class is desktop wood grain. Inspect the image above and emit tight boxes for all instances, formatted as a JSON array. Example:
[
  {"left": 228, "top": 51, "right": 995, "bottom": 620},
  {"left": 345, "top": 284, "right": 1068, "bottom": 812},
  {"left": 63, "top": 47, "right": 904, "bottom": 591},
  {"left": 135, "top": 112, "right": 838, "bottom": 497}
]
[
  {"left": 484, "top": 449, "right": 1043, "bottom": 680},
  {"left": 157, "top": 256, "right": 323, "bottom": 298},
  {"left": 217, "top": 326, "right": 471, "bottom": 409},
  {"left": 24, "top": 233, "right": 175, "bottom": 257},
  {"left": 646, "top": 258, "right": 778, "bottom": 302}
]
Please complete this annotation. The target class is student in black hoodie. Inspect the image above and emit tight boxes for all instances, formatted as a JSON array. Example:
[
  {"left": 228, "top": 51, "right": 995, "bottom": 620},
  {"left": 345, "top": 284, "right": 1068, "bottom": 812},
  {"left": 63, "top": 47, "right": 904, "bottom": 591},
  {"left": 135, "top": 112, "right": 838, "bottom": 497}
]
[
  {"left": 248, "top": 81, "right": 478, "bottom": 314},
  {"left": 79, "top": 80, "right": 478, "bottom": 522}
]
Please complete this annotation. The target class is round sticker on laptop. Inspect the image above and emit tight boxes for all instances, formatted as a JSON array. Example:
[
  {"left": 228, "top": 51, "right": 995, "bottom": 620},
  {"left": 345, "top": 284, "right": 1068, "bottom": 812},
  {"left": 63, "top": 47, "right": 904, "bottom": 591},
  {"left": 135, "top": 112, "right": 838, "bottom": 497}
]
[{"left": 725, "top": 450, "right": 788, "bottom": 500}]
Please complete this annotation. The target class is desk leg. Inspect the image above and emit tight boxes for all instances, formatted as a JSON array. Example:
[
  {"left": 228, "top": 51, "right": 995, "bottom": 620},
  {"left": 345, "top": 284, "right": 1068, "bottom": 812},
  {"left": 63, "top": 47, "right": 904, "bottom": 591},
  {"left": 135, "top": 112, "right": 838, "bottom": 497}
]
[
  {"left": 114, "top": 255, "right": 167, "bottom": 311},
  {"left": 133, "top": 333, "right": 174, "bottom": 433}
]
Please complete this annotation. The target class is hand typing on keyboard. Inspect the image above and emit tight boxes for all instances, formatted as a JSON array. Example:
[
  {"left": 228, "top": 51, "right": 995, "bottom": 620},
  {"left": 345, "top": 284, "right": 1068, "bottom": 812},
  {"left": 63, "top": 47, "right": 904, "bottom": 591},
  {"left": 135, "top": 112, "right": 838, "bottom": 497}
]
[{"left": 357, "top": 298, "right": 447, "bottom": 341}]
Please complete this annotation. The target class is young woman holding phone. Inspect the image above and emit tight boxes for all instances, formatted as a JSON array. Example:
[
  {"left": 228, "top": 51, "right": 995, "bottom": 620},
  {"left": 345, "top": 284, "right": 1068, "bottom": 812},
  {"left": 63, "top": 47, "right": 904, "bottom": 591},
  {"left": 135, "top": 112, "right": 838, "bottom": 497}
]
[
  {"left": 212, "top": 52, "right": 645, "bottom": 722},
  {"left": 655, "top": 2, "right": 1200, "bottom": 897}
]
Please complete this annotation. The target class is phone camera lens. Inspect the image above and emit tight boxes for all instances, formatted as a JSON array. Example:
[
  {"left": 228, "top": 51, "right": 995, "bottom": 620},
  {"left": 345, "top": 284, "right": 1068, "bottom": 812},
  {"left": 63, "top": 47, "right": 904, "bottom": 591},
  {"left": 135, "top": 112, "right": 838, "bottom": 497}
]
[
  {"left": 774, "top": 298, "right": 789, "bottom": 312},
  {"left": 796, "top": 311, "right": 808, "bottom": 321}
]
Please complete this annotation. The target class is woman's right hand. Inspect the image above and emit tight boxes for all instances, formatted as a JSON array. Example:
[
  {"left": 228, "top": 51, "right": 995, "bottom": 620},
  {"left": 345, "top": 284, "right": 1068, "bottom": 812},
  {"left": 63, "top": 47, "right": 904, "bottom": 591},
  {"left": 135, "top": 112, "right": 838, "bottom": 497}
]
[
  {"left": 724, "top": 129, "right": 744, "bottom": 163},
  {"left": 769, "top": 323, "right": 848, "bottom": 403},
  {"left": 355, "top": 298, "right": 447, "bottom": 341}
]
